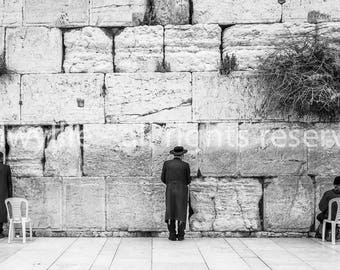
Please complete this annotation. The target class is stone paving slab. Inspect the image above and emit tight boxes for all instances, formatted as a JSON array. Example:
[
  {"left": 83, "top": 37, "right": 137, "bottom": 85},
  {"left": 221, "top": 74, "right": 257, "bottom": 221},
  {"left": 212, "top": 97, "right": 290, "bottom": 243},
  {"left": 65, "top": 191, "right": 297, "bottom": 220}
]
[{"left": 0, "top": 238, "right": 339, "bottom": 269}]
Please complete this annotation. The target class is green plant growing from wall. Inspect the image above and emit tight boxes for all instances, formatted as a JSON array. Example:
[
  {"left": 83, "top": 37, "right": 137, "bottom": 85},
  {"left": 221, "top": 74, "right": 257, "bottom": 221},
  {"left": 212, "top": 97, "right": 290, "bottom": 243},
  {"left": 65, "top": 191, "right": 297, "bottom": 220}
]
[
  {"left": 0, "top": 54, "right": 11, "bottom": 78},
  {"left": 156, "top": 59, "right": 171, "bottom": 72},
  {"left": 258, "top": 30, "right": 340, "bottom": 121},
  {"left": 220, "top": 54, "right": 238, "bottom": 75}
]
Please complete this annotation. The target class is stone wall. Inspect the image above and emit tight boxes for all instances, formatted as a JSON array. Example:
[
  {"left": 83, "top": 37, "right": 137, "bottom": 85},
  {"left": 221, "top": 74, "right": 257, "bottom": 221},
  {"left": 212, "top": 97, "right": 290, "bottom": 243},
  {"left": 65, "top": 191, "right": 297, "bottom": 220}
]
[{"left": 0, "top": 0, "right": 340, "bottom": 236}]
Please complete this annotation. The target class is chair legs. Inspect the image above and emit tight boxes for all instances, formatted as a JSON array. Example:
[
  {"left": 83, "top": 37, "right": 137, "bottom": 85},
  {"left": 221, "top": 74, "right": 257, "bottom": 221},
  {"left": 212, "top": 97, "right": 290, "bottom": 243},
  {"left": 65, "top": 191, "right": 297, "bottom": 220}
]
[
  {"left": 322, "top": 220, "right": 326, "bottom": 242},
  {"left": 331, "top": 222, "right": 336, "bottom": 245},
  {"left": 29, "top": 222, "right": 32, "bottom": 241},
  {"left": 22, "top": 221, "right": 26, "bottom": 243},
  {"left": 8, "top": 221, "right": 13, "bottom": 244}
]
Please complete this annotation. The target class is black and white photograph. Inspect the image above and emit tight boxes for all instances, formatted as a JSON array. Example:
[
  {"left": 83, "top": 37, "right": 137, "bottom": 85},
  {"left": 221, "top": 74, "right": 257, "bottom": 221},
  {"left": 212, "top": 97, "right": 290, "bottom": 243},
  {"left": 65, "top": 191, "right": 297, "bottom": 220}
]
[{"left": 0, "top": 0, "right": 340, "bottom": 269}]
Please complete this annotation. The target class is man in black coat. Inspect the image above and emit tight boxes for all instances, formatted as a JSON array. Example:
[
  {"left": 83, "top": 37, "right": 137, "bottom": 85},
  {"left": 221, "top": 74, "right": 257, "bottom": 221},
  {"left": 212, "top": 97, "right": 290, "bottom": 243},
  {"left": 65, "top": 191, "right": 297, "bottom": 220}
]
[
  {"left": 0, "top": 152, "right": 12, "bottom": 238},
  {"left": 161, "top": 146, "right": 191, "bottom": 241},
  {"left": 316, "top": 176, "right": 340, "bottom": 240}
]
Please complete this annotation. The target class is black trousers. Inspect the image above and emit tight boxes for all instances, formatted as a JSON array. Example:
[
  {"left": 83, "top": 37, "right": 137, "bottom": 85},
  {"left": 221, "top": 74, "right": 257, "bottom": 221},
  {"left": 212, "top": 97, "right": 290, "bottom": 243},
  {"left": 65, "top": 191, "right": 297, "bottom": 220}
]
[
  {"left": 167, "top": 219, "right": 185, "bottom": 236},
  {"left": 0, "top": 223, "right": 3, "bottom": 233}
]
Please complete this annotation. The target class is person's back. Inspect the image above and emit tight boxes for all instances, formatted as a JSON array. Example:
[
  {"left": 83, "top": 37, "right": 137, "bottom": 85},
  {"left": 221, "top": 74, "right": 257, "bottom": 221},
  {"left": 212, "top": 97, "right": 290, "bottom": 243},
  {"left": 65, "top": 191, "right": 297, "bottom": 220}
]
[
  {"left": 316, "top": 176, "right": 340, "bottom": 239},
  {"left": 161, "top": 146, "right": 191, "bottom": 241},
  {"left": 0, "top": 152, "right": 12, "bottom": 238}
]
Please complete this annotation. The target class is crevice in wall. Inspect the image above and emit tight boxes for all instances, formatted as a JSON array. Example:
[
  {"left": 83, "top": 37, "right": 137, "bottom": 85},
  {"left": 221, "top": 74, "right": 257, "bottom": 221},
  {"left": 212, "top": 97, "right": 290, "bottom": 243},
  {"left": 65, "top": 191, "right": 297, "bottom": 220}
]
[
  {"left": 101, "top": 74, "right": 107, "bottom": 123},
  {"left": 4, "top": 126, "right": 9, "bottom": 163},
  {"left": 61, "top": 28, "right": 67, "bottom": 73},
  {"left": 308, "top": 174, "right": 317, "bottom": 232},
  {"left": 188, "top": 0, "right": 193, "bottom": 24},
  {"left": 257, "top": 177, "right": 265, "bottom": 231},
  {"left": 111, "top": 28, "right": 124, "bottom": 73},
  {"left": 79, "top": 124, "right": 84, "bottom": 176},
  {"left": 218, "top": 25, "right": 234, "bottom": 74}
]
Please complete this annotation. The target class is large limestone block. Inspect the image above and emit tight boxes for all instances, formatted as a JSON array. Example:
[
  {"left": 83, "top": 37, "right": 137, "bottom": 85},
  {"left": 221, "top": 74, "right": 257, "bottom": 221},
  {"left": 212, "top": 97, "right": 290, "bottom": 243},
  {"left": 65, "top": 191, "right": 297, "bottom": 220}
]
[
  {"left": 106, "top": 177, "right": 166, "bottom": 231},
  {"left": 24, "top": 0, "right": 88, "bottom": 26},
  {"left": 6, "top": 27, "right": 62, "bottom": 73},
  {"left": 239, "top": 123, "right": 306, "bottom": 177},
  {"left": 198, "top": 123, "right": 238, "bottom": 176},
  {"left": 90, "top": 0, "right": 147, "bottom": 26},
  {"left": 63, "top": 177, "right": 105, "bottom": 229},
  {"left": 213, "top": 178, "right": 262, "bottom": 231},
  {"left": 307, "top": 124, "right": 340, "bottom": 175},
  {"left": 44, "top": 126, "right": 81, "bottom": 177},
  {"left": 14, "top": 177, "right": 62, "bottom": 229},
  {"left": 189, "top": 178, "right": 217, "bottom": 231},
  {"left": 105, "top": 73, "right": 192, "bottom": 122},
  {"left": 264, "top": 175, "right": 314, "bottom": 232},
  {"left": 64, "top": 27, "right": 113, "bottom": 73},
  {"left": 151, "top": 123, "right": 198, "bottom": 177},
  {"left": 165, "top": 24, "right": 221, "bottom": 72},
  {"left": 0, "top": 126, "right": 4, "bottom": 157},
  {"left": 190, "top": 177, "right": 262, "bottom": 231},
  {"left": 115, "top": 26, "right": 163, "bottom": 72},
  {"left": 0, "top": 28, "right": 4, "bottom": 54},
  {"left": 21, "top": 74, "right": 105, "bottom": 124},
  {"left": 192, "top": 0, "right": 281, "bottom": 24},
  {"left": 282, "top": 0, "right": 340, "bottom": 23},
  {"left": 0, "top": 0, "right": 22, "bottom": 26},
  {"left": 0, "top": 74, "right": 20, "bottom": 124},
  {"left": 153, "top": 0, "right": 189, "bottom": 25},
  {"left": 83, "top": 124, "right": 152, "bottom": 177},
  {"left": 193, "top": 72, "right": 265, "bottom": 121},
  {"left": 7, "top": 126, "right": 45, "bottom": 177},
  {"left": 222, "top": 23, "right": 316, "bottom": 71}
]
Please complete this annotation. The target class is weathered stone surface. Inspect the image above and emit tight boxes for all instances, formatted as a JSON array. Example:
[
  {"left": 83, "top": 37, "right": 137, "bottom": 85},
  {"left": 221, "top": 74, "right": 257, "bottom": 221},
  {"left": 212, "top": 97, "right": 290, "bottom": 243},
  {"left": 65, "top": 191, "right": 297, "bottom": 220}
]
[
  {"left": 0, "top": 74, "right": 20, "bottom": 124},
  {"left": 24, "top": 0, "right": 88, "bottom": 26},
  {"left": 21, "top": 74, "right": 104, "bottom": 124},
  {"left": 106, "top": 177, "right": 166, "bottom": 231},
  {"left": 190, "top": 177, "right": 262, "bottom": 231},
  {"left": 239, "top": 123, "right": 306, "bottom": 176},
  {"left": 193, "top": 72, "right": 265, "bottom": 121},
  {"left": 6, "top": 27, "right": 62, "bottom": 73},
  {"left": 0, "top": 126, "right": 4, "bottom": 158},
  {"left": 151, "top": 123, "right": 198, "bottom": 177},
  {"left": 264, "top": 175, "right": 314, "bottom": 232},
  {"left": 83, "top": 124, "right": 152, "bottom": 177},
  {"left": 44, "top": 126, "right": 81, "bottom": 177},
  {"left": 282, "top": 0, "right": 340, "bottom": 23},
  {"left": 90, "top": 0, "right": 147, "bottom": 26},
  {"left": 307, "top": 124, "right": 340, "bottom": 175},
  {"left": 63, "top": 177, "right": 105, "bottom": 229},
  {"left": 0, "top": 28, "right": 4, "bottom": 54},
  {"left": 318, "top": 22, "right": 340, "bottom": 65},
  {"left": 192, "top": 0, "right": 281, "bottom": 24},
  {"left": 105, "top": 73, "right": 191, "bottom": 122},
  {"left": 115, "top": 26, "right": 163, "bottom": 72},
  {"left": 198, "top": 123, "right": 238, "bottom": 176},
  {"left": 7, "top": 126, "right": 45, "bottom": 177},
  {"left": 14, "top": 177, "right": 62, "bottom": 229},
  {"left": 222, "top": 23, "right": 316, "bottom": 71},
  {"left": 165, "top": 24, "right": 221, "bottom": 72},
  {"left": 214, "top": 178, "right": 262, "bottom": 231},
  {"left": 153, "top": 0, "right": 189, "bottom": 25},
  {"left": 0, "top": 0, "right": 22, "bottom": 26},
  {"left": 64, "top": 27, "right": 113, "bottom": 73}
]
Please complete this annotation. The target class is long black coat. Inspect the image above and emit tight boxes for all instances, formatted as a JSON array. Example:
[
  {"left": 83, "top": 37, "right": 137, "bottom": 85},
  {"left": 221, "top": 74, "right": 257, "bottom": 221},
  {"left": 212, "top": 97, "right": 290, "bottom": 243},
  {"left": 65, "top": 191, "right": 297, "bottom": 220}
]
[
  {"left": 0, "top": 164, "right": 12, "bottom": 223},
  {"left": 161, "top": 157, "right": 191, "bottom": 223},
  {"left": 317, "top": 188, "right": 340, "bottom": 222}
]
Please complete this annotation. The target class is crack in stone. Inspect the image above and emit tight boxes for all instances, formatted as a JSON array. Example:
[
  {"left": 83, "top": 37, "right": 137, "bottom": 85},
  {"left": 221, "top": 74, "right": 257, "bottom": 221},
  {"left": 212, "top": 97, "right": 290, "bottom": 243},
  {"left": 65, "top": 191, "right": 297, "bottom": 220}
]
[{"left": 233, "top": 185, "right": 251, "bottom": 231}]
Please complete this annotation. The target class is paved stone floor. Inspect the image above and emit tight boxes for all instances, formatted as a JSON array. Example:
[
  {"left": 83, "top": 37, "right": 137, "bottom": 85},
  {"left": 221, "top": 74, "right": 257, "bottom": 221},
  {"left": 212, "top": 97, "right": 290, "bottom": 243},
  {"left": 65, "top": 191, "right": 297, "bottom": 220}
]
[{"left": 0, "top": 237, "right": 339, "bottom": 270}]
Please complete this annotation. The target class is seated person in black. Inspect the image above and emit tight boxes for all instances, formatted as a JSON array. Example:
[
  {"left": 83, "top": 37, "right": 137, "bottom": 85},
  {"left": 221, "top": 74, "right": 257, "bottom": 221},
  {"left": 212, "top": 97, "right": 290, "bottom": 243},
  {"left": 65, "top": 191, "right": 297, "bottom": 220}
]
[{"left": 316, "top": 176, "right": 340, "bottom": 239}]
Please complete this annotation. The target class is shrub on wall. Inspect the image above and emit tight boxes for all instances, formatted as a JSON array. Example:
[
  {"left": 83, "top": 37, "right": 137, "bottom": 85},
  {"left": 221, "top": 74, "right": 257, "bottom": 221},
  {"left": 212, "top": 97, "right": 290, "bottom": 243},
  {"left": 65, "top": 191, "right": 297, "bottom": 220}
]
[
  {"left": 0, "top": 54, "right": 11, "bottom": 78},
  {"left": 258, "top": 31, "right": 340, "bottom": 121}
]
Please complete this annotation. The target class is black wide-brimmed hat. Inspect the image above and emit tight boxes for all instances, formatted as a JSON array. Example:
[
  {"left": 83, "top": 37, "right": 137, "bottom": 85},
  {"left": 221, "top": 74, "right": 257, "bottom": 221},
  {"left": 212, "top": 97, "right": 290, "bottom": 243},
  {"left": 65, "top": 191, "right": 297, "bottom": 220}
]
[
  {"left": 170, "top": 146, "right": 188, "bottom": 156},
  {"left": 334, "top": 176, "right": 340, "bottom": 185}
]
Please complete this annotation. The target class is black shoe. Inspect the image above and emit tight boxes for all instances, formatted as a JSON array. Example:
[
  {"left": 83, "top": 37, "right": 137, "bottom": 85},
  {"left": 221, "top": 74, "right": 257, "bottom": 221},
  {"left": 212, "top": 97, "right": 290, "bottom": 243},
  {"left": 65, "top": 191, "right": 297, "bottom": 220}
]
[
  {"left": 315, "top": 231, "right": 322, "bottom": 239},
  {"left": 168, "top": 233, "right": 177, "bottom": 241},
  {"left": 177, "top": 234, "right": 184, "bottom": 241}
]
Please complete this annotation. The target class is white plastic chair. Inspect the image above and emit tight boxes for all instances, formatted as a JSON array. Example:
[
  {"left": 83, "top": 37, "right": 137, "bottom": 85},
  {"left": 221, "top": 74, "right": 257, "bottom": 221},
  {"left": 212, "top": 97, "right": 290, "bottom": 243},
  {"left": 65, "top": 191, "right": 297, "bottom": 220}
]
[
  {"left": 322, "top": 198, "right": 340, "bottom": 245},
  {"left": 5, "top": 198, "right": 32, "bottom": 243}
]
